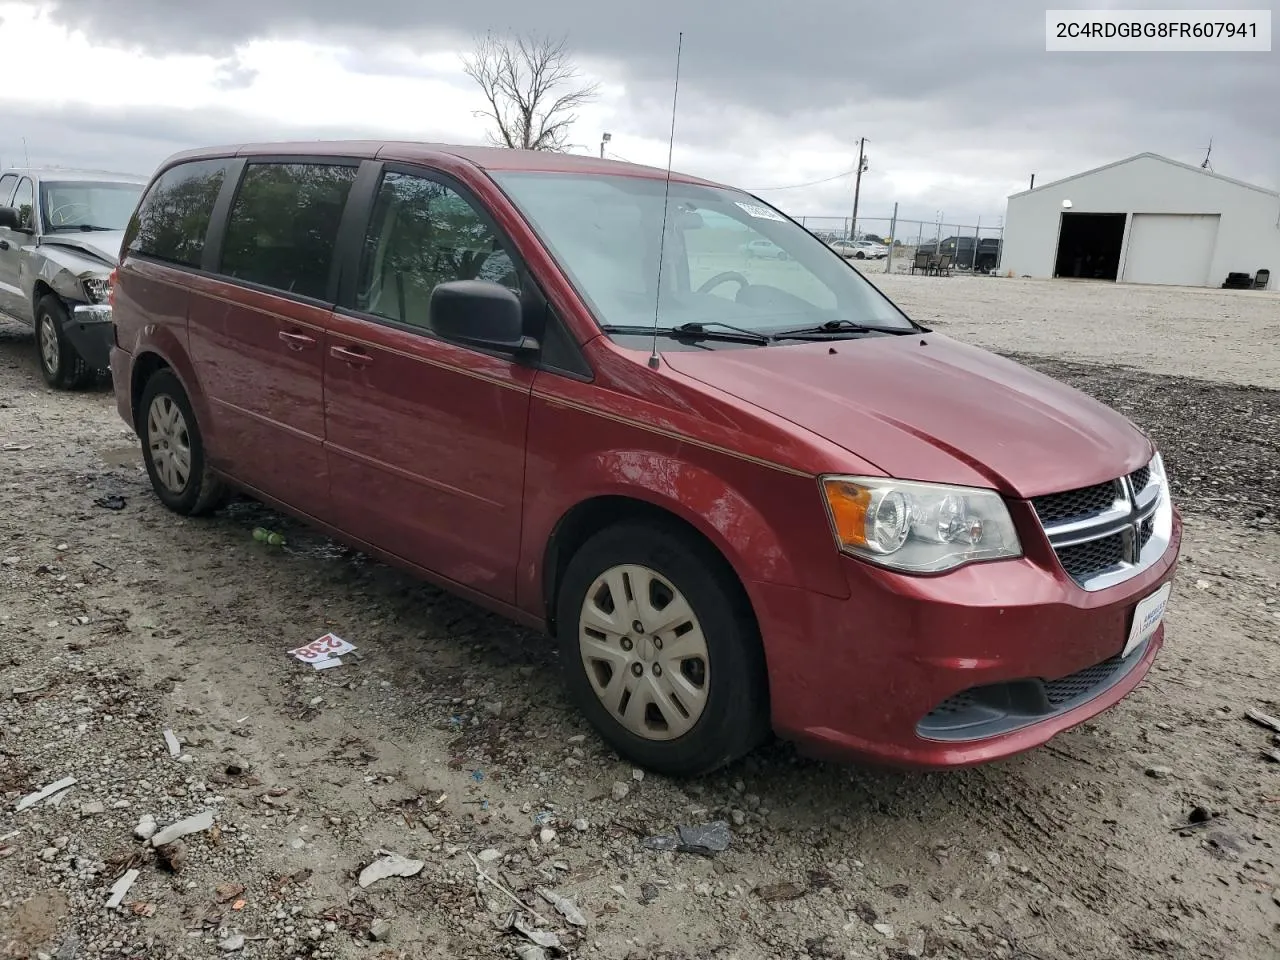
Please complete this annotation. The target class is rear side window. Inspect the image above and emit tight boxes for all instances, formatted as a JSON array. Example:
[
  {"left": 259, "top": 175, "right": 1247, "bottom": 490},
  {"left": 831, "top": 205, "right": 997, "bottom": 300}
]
[
  {"left": 125, "top": 158, "right": 235, "bottom": 267},
  {"left": 0, "top": 174, "right": 16, "bottom": 207},
  {"left": 219, "top": 162, "right": 357, "bottom": 301}
]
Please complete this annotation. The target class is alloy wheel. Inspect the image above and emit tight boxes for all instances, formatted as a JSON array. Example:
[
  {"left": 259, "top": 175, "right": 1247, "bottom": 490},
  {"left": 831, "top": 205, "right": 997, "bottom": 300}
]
[{"left": 38, "top": 314, "right": 60, "bottom": 375}]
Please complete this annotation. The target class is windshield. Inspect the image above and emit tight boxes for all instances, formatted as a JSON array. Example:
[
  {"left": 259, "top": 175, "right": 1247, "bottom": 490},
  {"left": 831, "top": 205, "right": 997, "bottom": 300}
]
[
  {"left": 491, "top": 172, "right": 914, "bottom": 339},
  {"left": 39, "top": 180, "right": 143, "bottom": 232}
]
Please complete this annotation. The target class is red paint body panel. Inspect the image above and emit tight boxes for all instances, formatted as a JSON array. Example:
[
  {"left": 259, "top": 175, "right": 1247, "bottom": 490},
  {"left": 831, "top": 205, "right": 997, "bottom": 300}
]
[
  {"left": 111, "top": 140, "right": 1185, "bottom": 771},
  {"left": 663, "top": 334, "right": 1154, "bottom": 497},
  {"left": 322, "top": 311, "right": 535, "bottom": 602},
  {"left": 757, "top": 511, "right": 1180, "bottom": 766},
  {"left": 186, "top": 277, "right": 331, "bottom": 515}
]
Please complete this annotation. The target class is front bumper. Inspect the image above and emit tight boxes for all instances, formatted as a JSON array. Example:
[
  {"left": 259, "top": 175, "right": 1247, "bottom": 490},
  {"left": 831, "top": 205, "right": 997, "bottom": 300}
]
[
  {"left": 754, "top": 509, "right": 1182, "bottom": 769},
  {"left": 67, "top": 304, "right": 114, "bottom": 371}
]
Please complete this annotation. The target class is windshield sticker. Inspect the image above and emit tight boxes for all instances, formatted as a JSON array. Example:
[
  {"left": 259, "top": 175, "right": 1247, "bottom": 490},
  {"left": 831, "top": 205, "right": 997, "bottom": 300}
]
[{"left": 734, "top": 200, "right": 786, "bottom": 222}]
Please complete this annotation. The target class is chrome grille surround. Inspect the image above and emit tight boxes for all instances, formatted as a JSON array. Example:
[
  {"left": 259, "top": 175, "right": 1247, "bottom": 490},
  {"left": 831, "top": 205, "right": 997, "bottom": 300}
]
[{"left": 1032, "top": 456, "right": 1172, "bottom": 592}]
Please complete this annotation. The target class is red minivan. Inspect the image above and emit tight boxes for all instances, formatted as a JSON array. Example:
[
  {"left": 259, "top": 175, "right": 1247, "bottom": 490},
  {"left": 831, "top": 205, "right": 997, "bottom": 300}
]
[{"left": 109, "top": 141, "right": 1180, "bottom": 776}]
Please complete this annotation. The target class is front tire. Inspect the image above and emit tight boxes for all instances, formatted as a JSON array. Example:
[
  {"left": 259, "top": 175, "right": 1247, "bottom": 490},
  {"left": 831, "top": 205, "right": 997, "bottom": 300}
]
[
  {"left": 137, "top": 369, "right": 225, "bottom": 516},
  {"left": 35, "top": 296, "right": 93, "bottom": 390},
  {"left": 556, "top": 522, "right": 769, "bottom": 777}
]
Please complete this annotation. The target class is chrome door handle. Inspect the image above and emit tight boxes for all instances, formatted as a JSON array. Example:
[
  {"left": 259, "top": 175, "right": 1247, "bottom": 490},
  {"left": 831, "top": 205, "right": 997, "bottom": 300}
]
[
  {"left": 330, "top": 344, "right": 371, "bottom": 366},
  {"left": 278, "top": 330, "right": 315, "bottom": 350}
]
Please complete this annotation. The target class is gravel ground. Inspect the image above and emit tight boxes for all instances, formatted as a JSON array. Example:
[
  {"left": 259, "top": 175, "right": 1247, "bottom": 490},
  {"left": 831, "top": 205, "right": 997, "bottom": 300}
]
[
  {"left": 2, "top": 275, "right": 1279, "bottom": 960},
  {"left": 867, "top": 272, "right": 1280, "bottom": 390}
]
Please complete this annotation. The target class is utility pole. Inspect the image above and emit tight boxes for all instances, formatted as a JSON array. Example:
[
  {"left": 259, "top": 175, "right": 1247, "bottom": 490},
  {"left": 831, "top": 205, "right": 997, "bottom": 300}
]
[
  {"left": 600, "top": 132, "right": 611, "bottom": 159},
  {"left": 885, "top": 201, "right": 898, "bottom": 272},
  {"left": 849, "top": 137, "right": 867, "bottom": 241}
]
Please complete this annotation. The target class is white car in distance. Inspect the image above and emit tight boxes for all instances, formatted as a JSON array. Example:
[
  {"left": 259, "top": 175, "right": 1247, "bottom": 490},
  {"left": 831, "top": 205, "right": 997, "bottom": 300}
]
[{"left": 829, "top": 239, "right": 888, "bottom": 260}]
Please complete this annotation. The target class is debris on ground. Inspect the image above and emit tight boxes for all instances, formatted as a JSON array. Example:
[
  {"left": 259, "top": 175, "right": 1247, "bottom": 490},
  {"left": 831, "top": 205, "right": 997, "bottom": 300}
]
[
  {"left": 93, "top": 494, "right": 126, "bottom": 510},
  {"left": 133, "top": 814, "right": 157, "bottom": 841},
  {"left": 538, "top": 887, "right": 588, "bottom": 927},
  {"left": 149, "top": 809, "right": 215, "bottom": 847},
  {"left": 677, "top": 820, "right": 732, "bottom": 854},
  {"left": 755, "top": 881, "right": 807, "bottom": 902},
  {"left": 105, "top": 868, "right": 140, "bottom": 909},
  {"left": 14, "top": 775, "right": 77, "bottom": 812},
  {"left": 510, "top": 913, "right": 562, "bottom": 949},
  {"left": 218, "top": 933, "right": 245, "bottom": 952},
  {"left": 610, "top": 781, "right": 629, "bottom": 801},
  {"left": 1245, "top": 707, "right": 1280, "bottom": 733},
  {"left": 162, "top": 729, "right": 182, "bottom": 758},
  {"left": 642, "top": 819, "right": 733, "bottom": 856},
  {"left": 369, "top": 918, "right": 392, "bottom": 942},
  {"left": 357, "top": 851, "right": 425, "bottom": 888}
]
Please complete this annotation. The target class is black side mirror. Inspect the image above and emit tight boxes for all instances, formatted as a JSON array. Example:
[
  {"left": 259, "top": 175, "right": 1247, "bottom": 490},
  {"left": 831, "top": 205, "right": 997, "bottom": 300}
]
[
  {"left": 0, "top": 207, "right": 19, "bottom": 230},
  {"left": 429, "top": 279, "right": 538, "bottom": 355}
]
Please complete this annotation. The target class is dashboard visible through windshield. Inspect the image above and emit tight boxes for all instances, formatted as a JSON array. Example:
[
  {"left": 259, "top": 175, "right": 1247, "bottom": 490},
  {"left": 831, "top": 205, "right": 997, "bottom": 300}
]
[
  {"left": 491, "top": 171, "right": 915, "bottom": 345},
  {"left": 40, "top": 180, "right": 144, "bottom": 233}
]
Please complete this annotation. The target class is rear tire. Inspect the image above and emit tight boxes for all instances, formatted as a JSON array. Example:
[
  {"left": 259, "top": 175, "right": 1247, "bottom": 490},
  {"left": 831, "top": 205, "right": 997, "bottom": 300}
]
[
  {"left": 556, "top": 522, "right": 770, "bottom": 777},
  {"left": 137, "top": 369, "right": 225, "bottom": 516},
  {"left": 35, "top": 296, "right": 94, "bottom": 390}
]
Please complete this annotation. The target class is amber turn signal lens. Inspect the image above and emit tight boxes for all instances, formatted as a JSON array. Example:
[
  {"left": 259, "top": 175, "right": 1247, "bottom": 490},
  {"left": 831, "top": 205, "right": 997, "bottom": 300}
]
[{"left": 822, "top": 479, "right": 872, "bottom": 548}]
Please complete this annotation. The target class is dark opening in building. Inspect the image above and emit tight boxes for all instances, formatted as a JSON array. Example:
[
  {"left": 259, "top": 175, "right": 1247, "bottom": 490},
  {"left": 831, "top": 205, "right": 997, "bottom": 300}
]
[{"left": 1054, "top": 212, "right": 1126, "bottom": 280}]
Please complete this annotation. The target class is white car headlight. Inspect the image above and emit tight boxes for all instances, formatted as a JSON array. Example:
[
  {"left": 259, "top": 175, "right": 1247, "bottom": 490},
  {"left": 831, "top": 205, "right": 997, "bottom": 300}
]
[{"left": 821, "top": 476, "right": 1022, "bottom": 573}]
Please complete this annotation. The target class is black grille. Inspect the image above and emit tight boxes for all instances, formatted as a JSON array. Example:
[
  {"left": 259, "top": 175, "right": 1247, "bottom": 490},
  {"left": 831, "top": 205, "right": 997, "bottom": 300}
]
[
  {"left": 1130, "top": 466, "right": 1151, "bottom": 492},
  {"left": 1139, "top": 517, "right": 1154, "bottom": 548},
  {"left": 1056, "top": 532, "right": 1126, "bottom": 578},
  {"left": 1044, "top": 657, "right": 1126, "bottom": 706},
  {"left": 918, "top": 644, "right": 1144, "bottom": 742},
  {"left": 1032, "top": 481, "right": 1119, "bottom": 525}
]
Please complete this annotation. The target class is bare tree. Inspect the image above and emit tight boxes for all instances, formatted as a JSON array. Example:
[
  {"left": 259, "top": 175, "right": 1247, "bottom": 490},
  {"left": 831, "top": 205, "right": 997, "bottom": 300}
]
[{"left": 462, "top": 32, "right": 599, "bottom": 152}]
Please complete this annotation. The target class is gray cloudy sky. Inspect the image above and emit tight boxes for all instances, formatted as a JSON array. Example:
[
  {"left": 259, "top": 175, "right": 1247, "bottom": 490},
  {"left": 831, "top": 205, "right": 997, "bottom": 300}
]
[{"left": 2, "top": 0, "right": 1276, "bottom": 230}]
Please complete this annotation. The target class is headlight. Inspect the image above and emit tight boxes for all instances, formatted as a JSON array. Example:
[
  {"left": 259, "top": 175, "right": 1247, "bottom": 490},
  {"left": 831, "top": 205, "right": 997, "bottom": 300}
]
[
  {"left": 821, "top": 475, "right": 1022, "bottom": 573},
  {"left": 82, "top": 276, "right": 111, "bottom": 304}
]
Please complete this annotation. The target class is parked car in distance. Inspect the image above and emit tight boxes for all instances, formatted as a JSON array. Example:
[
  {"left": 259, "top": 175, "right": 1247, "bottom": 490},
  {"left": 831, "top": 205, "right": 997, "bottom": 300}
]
[
  {"left": 741, "top": 237, "right": 789, "bottom": 259},
  {"left": 0, "top": 168, "right": 147, "bottom": 387},
  {"left": 829, "top": 238, "right": 888, "bottom": 260},
  {"left": 110, "top": 142, "right": 1181, "bottom": 777}
]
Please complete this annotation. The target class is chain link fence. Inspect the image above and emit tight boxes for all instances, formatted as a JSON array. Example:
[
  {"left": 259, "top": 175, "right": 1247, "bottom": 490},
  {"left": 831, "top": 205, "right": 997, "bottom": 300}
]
[{"left": 787, "top": 214, "right": 1007, "bottom": 275}]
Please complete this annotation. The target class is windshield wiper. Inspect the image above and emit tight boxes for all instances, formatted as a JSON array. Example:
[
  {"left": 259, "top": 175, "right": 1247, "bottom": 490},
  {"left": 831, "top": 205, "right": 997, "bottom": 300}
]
[
  {"left": 671, "top": 321, "right": 771, "bottom": 344},
  {"left": 48, "top": 224, "right": 117, "bottom": 232},
  {"left": 771, "top": 318, "right": 914, "bottom": 339},
  {"left": 599, "top": 323, "right": 771, "bottom": 345}
]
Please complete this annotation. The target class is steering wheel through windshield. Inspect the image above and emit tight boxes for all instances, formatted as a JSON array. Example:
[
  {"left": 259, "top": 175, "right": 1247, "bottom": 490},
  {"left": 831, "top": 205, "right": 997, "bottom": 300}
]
[
  {"left": 696, "top": 271, "right": 750, "bottom": 296},
  {"left": 49, "top": 202, "right": 92, "bottom": 227}
]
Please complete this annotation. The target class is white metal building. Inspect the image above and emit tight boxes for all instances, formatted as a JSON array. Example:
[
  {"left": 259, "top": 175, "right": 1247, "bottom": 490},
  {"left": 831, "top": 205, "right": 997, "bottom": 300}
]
[{"left": 999, "top": 153, "right": 1279, "bottom": 289}]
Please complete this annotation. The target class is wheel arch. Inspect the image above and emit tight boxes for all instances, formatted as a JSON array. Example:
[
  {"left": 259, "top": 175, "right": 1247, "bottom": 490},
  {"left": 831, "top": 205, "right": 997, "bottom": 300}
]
[
  {"left": 130, "top": 351, "right": 173, "bottom": 428},
  {"left": 543, "top": 496, "right": 761, "bottom": 634}
]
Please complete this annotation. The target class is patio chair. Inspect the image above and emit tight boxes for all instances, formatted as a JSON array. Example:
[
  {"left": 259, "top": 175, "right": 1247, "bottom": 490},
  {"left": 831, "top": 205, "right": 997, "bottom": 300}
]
[
  {"left": 1254, "top": 268, "right": 1270, "bottom": 290},
  {"left": 934, "top": 254, "right": 953, "bottom": 277},
  {"left": 910, "top": 251, "right": 930, "bottom": 275}
]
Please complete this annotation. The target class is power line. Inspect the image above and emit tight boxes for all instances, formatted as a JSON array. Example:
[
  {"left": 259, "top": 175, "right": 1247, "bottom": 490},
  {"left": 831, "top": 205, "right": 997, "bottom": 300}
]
[{"left": 748, "top": 168, "right": 857, "bottom": 192}]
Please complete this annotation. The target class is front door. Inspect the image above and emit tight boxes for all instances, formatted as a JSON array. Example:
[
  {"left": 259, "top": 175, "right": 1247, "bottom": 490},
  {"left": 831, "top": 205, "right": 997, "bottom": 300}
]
[
  {"left": 323, "top": 167, "right": 534, "bottom": 602},
  {"left": 0, "top": 177, "right": 34, "bottom": 319},
  {"left": 188, "top": 160, "right": 359, "bottom": 517}
]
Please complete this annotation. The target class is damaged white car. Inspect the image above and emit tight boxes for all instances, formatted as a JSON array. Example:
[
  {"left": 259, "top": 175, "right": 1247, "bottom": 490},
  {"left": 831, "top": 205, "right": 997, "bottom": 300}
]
[{"left": 0, "top": 169, "right": 146, "bottom": 388}]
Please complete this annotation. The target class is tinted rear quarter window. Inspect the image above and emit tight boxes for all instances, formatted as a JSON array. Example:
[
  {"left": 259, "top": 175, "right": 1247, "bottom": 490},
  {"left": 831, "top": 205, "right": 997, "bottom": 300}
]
[
  {"left": 125, "top": 158, "right": 235, "bottom": 267},
  {"left": 219, "top": 162, "right": 357, "bottom": 301}
]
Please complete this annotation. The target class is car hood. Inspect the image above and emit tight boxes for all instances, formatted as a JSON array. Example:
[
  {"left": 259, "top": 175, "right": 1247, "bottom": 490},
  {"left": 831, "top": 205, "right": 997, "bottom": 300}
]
[
  {"left": 662, "top": 333, "right": 1153, "bottom": 498},
  {"left": 38, "top": 230, "right": 123, "bottom": 268}
]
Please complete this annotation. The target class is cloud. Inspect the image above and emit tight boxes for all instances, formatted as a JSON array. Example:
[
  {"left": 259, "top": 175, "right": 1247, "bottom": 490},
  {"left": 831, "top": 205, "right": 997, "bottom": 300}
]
[{"left": 4, "top": 0, "right": 1275, "bottom": 229}]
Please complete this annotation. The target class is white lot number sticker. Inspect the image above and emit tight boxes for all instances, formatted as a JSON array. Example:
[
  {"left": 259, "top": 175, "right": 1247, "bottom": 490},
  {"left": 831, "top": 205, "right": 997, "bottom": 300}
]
[
  {"left": 1122, "top": 582, "right": 1172, "bottom": 659},
  {"left": 290, "top": 633, "right": 356, "bottom": 665},
  {"left": 734, "top": 200, "right": 787, "bottom": 222}
]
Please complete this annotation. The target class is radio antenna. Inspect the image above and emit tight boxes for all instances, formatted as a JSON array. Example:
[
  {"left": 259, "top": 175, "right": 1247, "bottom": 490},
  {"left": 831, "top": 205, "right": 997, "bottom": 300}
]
[{"left": 648, "top": 31, "right": 684, "bottom": 370}]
